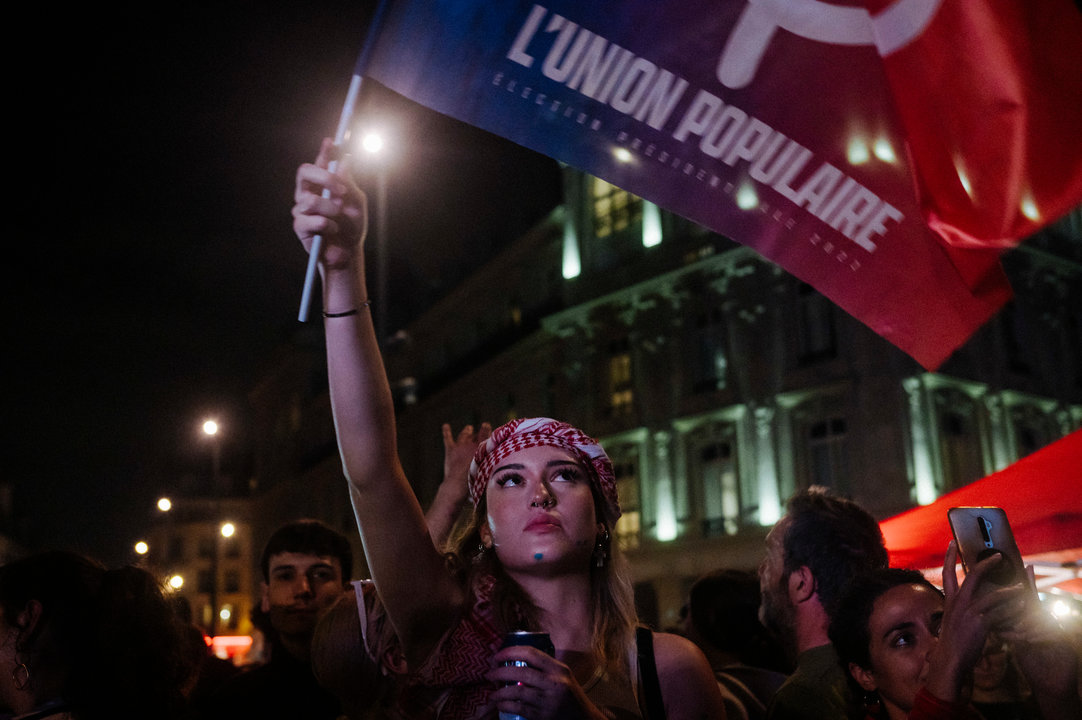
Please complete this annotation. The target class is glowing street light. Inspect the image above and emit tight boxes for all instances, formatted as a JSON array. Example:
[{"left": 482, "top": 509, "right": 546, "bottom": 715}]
[
  {"left": 168, "top": 574, "right": 184, "bottom": 590},
  {"left": 220, "top": 522, "right": 236, "bottom": 538},
  {"left": 134, "top": 541, "right": 149, "bottom": 555},
  {"left": 157, "top": 497, "right": 172, "bottom": 512},
  {"left": 361, "top": 131, "right": 385, "bottom": 154},
  {"left": 200, "top": 417, "right": 223, "bottom": 493}
]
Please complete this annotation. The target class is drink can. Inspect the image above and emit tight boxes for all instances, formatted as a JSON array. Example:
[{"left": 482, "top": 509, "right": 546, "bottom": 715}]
[
  {"left": 501, "top": 630, "right": 555, "bottom": 656},
  {"left": 499, "top": 631, "right": 554, "bottom": 720}
]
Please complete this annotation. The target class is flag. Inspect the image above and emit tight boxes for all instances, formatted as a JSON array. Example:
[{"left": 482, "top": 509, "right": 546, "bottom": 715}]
[
  {"left": 358, "top": 0, "right": 1081, "bottom": 369},
  {"left": 865, "top": 0, "right": 1082, "bottom": 249}
]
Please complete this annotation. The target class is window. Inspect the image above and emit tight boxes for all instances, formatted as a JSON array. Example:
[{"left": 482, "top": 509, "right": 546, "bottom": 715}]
[
  {"left": 686, "top": 421, "right": 743, "bottom": 537},
  {"left": 1008, "top": 403, "right": 1057, "bottom": 459},
  {"left": 807, "top": 417, "right": 850, "bottom": 495},
  {"left": 592, "top": 178, "right": 642, "bottom": 239},
  {"left": 589, "top": 177, "right": 643, "bottom": 272},
  {"left": 607, "top": 339, "right": 634, "bottom": 416},
  {"left": 796, "top": 283, "right": 836, "bottom": 362},
  {"left": 699, "top": 441, "right": 740, "bottom": 536},
  {"left": 933, "top": 388, "right": 984, "bottom": 491},
  {"left": 197, "top": 535, "right": 215, "bottom": 559},
  {"left": 197, "top": 569, "right": 214, "bottom": 595},
  {"left": 788, "top": 394, "right": 850, "bottom": 494},
  {"left": 692, "top": 306, "right": 728, "bottom": 393},
  {"left": 224, "top": 569, "right": 241, "bottom": 594}
]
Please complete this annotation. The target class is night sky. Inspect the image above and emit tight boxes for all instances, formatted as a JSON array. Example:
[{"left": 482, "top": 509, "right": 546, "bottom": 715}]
[{"left": 10, "top": 3, "right": 561, "bottom": 564}]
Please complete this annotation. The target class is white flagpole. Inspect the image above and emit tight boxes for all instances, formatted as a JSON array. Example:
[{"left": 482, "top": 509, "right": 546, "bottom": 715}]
[{"left": 298, "top": 0, "right": 392, "bottom": 322}]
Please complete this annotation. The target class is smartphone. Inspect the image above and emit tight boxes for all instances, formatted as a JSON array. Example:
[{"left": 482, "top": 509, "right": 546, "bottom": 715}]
[{"left": 947, "top": 506, "right": 1026, "bottom": 587}]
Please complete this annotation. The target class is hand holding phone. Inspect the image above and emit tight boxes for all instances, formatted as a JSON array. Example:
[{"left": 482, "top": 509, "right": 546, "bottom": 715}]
[{"left": 947, "top": 506, "right": 1026, "bottom": 587}]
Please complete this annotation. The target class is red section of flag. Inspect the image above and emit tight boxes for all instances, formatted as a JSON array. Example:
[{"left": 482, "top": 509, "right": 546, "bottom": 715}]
[{"left": 868, "top": 0, "right": 1082, "bottom": 248}]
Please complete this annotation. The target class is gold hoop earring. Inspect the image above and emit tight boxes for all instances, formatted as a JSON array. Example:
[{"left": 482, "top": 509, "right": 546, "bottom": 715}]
[{"left": 12, "top": 662, "right": 30, "bottom": 691}]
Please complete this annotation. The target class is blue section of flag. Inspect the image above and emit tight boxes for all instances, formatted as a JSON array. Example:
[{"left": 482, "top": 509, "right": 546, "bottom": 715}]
[{"left": 359, "top": 0, "right": 1012, "bottom": 368}]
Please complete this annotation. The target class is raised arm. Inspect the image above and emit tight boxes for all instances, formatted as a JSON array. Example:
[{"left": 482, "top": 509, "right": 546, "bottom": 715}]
[
  {"left": 292, "top": 139, "right": 464, "bottom": 664},
  {"left": 924, "top": 542, "right": 1028, "bottom": 706},
  {"left": 425, "top": 422, "right": 492, "bottom": 549}
]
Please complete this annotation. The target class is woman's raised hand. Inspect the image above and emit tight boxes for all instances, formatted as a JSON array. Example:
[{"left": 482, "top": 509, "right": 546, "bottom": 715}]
[
  {"left": 292, "top": 137, "right": 368, "bottom": 271},
  {"left": 925, "top": 541, "right": 1028, "bottom": 704}
]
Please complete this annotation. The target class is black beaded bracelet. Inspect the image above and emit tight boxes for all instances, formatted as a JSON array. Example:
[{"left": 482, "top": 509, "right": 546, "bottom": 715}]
[{"left": 323, "top": 300, "right": 372, "bottom": 318}]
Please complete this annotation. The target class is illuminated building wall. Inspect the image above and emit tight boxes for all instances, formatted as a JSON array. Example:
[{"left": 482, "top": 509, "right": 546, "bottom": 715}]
[
  {"left": 143, "top": 497, "right": 255, "bottom": 646},
  {"left": 384, "top": 172, "right": 1081, "bottom": 628}
]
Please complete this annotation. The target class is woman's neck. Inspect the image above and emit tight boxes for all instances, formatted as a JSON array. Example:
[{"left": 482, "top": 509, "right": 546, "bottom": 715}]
[{"left": 511, "top": 570, "right": 594, "bottom": 651}]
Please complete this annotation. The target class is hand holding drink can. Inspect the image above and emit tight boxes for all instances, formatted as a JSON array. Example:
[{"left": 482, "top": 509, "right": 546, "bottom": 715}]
[{"left": 499, "top": 631, "right": 554, "bottom": 720}]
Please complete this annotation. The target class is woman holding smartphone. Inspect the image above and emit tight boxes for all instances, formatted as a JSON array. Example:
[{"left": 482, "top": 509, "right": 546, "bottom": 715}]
[{"left": 829, "top": 543, "right": 1080, "bottom": 720}]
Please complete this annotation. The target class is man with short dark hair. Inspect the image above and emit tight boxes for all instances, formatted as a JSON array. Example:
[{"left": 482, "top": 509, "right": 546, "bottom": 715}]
[
  {"left": 206, "top": 519, "right": 352, "bottom": 720},
  {"left": 760, "top": 487, "right": 888, "bottom": 720}
]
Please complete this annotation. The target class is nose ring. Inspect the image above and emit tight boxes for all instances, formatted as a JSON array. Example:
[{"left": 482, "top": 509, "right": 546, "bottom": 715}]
[{"left": 531, "top": 497, "right": 555, "bottom": 509}]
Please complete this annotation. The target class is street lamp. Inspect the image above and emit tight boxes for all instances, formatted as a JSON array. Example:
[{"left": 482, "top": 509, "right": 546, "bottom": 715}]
[
  {"left": 209, "top": 520, "right": 237, "bottom": 636},
  {"left": 202, "top": 418, "right": 222, "bottom": 493},
  {"left": 134, "top": 541, "right": 149, "bottom": 555},
  {"left": 157, "top": 497, "right": 172, "bottom": 512},
  {"left": 201, "top": 418, "right": 227, "bottom": 635},
  {"left": 358, "top": 129, "right": 391, "bottom": 344},
  {"left": 361, "top": 131, "right": 384, "bottom": 154}
]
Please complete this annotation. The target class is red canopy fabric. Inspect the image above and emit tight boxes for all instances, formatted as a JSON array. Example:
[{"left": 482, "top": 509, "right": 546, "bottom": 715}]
[{"left": 880, "top": 429, "right": 1082, "bottom": 570}]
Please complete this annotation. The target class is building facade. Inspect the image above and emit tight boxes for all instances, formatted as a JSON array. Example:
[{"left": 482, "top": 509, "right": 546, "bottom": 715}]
[
  {"left": 143, "top": 496, "right": 256, "bottom": 641},
  {"left": 383, "top": 168, "right": 1081, "bottom": 627}
]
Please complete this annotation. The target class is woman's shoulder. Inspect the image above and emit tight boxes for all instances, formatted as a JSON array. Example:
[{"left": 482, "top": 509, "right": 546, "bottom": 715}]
[
  {"left": 650, "top": 630, "right": 710, "bottom": 672},
  {"left": 648, "top": 630, "right": 727, "bottom": 720}
]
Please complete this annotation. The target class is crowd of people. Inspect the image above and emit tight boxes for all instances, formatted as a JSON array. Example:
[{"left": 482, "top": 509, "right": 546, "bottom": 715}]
[{"left": 3, "top": 142, "right": 1079, "bottom": 720}]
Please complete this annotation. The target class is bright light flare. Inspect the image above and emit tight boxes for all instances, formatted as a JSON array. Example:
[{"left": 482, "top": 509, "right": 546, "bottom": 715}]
[
  {"left": 202, "top": 420, "right": 219, "bottom": 436},
  {"left": 220, "top": 522, "right": 236, "bottom": 538},
  {"left": 168, "top": 575, "right": 184, "bottom": 590},
  {"left": 1051, "top": 599, "right": 1072, "bottom": 618},
  {"left": 735, "top": 184, "right": 759, "bottom": 210},
  {"left": 643, "top": 202, "right": 663, "bottom": 248},
  {"left": 1020, "top": 194, "right": 1040, "bottom": 222},
  {"left": 361, "top": 132, "right": 385, "bottom": 154},
  {"left": 873, "top": 138, "right": 896, "bottom": 163},
  {"left": 134, "top": 541, "right": 149, "bottom": 555},
  {"left": 157, "top": 497, "right": 172, "bottom": 512},
  {"left": 847, "top": 137, "right": 870, "bottom": 165}
]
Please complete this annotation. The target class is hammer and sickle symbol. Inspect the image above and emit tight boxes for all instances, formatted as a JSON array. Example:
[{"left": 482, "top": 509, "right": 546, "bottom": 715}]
[{"left": 717, "top": 0, "right": 944, "bottom": 89}]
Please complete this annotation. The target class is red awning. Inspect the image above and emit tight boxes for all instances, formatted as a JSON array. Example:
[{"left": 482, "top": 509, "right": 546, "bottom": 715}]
[{"left": 880, "top": 429, "right": 1082, "bottom": 571}]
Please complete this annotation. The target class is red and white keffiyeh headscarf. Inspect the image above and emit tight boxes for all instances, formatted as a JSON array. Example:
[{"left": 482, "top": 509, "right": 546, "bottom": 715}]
[{"left": 467, "top": 417, "right": 620, "bottom": 525}]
